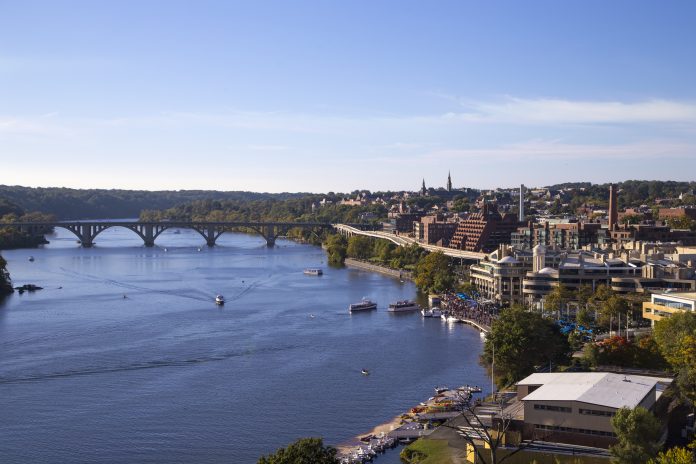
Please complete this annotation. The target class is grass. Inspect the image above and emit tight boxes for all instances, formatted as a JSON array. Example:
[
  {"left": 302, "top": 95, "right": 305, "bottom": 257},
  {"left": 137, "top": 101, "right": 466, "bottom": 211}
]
[{"left": 400, "top": 439, "right": 454, "bottom": 464}]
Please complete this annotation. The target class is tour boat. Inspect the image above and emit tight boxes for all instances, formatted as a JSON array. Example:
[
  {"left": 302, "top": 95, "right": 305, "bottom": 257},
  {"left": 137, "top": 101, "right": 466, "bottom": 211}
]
[
  {"left": 215, "top": 295, "right": 225, "bottom": 305},
  {"left": 303, "top": 268, "right": 323, "bottom": 276},
  {"left": 349, "top": 298, "right": 377, "bottom": 312},
  {"left": 388, "top": 300, "right": 419, "bottom": 312}
]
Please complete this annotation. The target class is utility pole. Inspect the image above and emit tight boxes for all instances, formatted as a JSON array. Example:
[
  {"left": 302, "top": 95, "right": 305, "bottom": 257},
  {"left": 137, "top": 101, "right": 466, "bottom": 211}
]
[{"left": 491, "top": 342, "right": 495, "bottom": 397}]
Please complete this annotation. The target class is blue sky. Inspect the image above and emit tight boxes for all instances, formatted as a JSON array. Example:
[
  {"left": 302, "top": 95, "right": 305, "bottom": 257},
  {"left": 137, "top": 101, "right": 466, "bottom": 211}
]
[{"left": 1, "top": 0, "right": 695, "bottom": 192}]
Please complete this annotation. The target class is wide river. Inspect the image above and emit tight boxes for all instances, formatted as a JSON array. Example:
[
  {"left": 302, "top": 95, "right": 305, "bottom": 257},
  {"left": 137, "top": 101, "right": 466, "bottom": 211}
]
[{"left": 0, "top": 226, "right": 488, "bottom": 463}]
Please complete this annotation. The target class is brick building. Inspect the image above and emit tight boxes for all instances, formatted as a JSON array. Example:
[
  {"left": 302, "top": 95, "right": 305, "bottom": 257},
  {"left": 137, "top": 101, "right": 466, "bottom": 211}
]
[{"left": 449, "top": 204, "right": 519, "bottom": 252}]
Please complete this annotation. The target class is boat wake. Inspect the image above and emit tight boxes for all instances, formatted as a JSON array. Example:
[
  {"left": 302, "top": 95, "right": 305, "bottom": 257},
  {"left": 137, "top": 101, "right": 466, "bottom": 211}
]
[{"left": 0, "top": 344, "right": 303, "bottom": 385}]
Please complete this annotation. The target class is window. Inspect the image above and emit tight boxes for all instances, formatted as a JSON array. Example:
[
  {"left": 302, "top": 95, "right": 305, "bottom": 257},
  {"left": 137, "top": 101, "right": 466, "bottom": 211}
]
[
  {"left": 534, "top": 424, "right": 616, "bottom": 437},
  {"left": 579, "top": 408, "right": 616, "bottom": 417},
  {"left": 534, "top": 404, "right": 571, "bottom": 413}
]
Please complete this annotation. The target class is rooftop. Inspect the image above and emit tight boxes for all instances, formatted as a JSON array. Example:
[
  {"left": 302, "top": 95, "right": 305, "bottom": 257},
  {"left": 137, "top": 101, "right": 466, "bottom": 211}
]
[
  {"left": 653, "top": 291, "right": 696, "bottom": 302},
  {"left": 518, "top": 372, "right": 671, "bottom": 409}
]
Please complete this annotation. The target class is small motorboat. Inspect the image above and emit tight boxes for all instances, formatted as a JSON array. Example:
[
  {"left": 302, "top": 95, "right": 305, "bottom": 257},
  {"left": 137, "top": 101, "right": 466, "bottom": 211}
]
[
  {"left": 28, "top": 256, "right": 35, "bottom": 262},
  {"left": 303, "top": 268, "right": 323, "bottom": 276},
  {"left": 434, "top": 386, "right": 449, "bottom": 394},
  {"left": 215, "top": 295, "right": 225, "bottom": 305},
  {"left": 361, "top": 368, "right": 370, "bottom": 376}
]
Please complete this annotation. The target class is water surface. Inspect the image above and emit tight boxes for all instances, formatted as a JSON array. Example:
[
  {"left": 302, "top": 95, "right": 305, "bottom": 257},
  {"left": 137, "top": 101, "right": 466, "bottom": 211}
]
[{"left": 0, "top": 226, "right": 488, "bottom": 463}]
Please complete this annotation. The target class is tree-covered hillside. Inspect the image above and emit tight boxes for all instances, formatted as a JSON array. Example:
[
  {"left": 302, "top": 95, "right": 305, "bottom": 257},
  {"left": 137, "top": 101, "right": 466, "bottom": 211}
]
[{"left": 0, "top": 185, "right": 313, "bottom": 219}]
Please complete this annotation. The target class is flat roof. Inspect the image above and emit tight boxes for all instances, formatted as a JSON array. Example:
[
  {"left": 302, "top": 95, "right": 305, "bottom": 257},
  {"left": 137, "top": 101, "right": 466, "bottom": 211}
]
[
  {"left": 653, "top": 292, "right": 696, "bottom": 302},
  {"left": 518, "top": 373, "right": 670, "bottom": 409}
]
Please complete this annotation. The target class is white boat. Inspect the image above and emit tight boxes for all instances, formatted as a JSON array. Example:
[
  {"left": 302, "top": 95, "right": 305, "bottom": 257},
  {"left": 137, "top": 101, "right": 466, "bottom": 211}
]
[
  {"left": 388, "top": 300, "right": 419, "bottom": 312},
  {"left": 440, "top": 313, "right": 449, "bottom": 321},
  {"left": 361, "top": 368, "right": 370, "bottom": 376},
  {"left": 421, "top": 308, "right": 433, "bottom": 317},
  {"left": 349, "top": 299, "right": 377, "bottom": 312},
  {"left": 431, "top": 308, "right": 442, "bottom": 318},
  {"left": 303, "top": 268, "right": 323, "bottom": 276},
  {"left": 215, "top": 295, "right": 225, "bottom": 305}
]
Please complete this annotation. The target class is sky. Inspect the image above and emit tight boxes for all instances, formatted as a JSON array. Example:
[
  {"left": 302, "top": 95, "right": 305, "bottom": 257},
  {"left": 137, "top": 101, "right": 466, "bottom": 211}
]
[{"left": 1, "top": 0, "right": 695, "bottom": 193}]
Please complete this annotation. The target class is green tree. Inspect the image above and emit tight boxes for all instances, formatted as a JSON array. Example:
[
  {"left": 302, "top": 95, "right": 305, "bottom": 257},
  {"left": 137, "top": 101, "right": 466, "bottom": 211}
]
[
  {"left": 653, "top": 312, "right": 696, "bottom": 404},
  {"left": 324, "top": 234, "right": 347, "bottom": 266},
  {"left": 0, "top": 254, "right": 12, "bottom": 296},
  {"left": 543, "top": 284, "right": 573, "bottom": 317},
  {"left": 413, "top": 251, "right": 454, "bottom": 293},
  {"left": 647, "top": 445, "right": 694, "bottom": 464},
  {"left": 482, "top": 306, "right": 571, "bottom": 386},
  {"left": 345, "top": 236, "right": 372, "bottom": 260},
  {"left": 610, "top": 407, "right": 661, "bottom": 464},
  {"left": 258, "top": 437, "right": 339, "bottom": 464}
]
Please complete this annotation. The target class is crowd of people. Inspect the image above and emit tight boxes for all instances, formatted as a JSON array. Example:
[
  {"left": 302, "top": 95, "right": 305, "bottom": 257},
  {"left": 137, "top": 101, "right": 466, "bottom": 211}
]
[{"left": 441, "top": 292, "right": 498, "bottom": 328}]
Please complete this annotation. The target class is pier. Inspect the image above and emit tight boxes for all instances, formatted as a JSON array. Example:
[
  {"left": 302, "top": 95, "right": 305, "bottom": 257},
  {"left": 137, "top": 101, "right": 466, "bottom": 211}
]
[{"left": 337, "top": 385, "right": 482, "bottom": 464}]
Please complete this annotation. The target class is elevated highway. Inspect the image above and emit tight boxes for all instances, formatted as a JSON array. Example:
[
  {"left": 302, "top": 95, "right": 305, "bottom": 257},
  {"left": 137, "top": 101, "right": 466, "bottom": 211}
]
[{"left": 333, "top": 224, "right": 486, "bottom": 261}]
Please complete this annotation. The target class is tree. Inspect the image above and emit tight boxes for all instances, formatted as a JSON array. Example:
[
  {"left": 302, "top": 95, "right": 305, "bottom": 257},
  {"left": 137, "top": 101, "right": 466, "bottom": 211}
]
[
  {"left": 610, "top": 407, "right": 661, "bottom": 464},
  {"left": 543, "top": 284, "right": 572, "bottom": 318},
  {"left": 258, "top": 437, "right": 339, "bottom": 464},
  {"left": 324, "top": 234, "right": 347, "bottom": 266},
  {"left": 482, "top": 306, "right": 571, "bottom": 386},
  {"left": 0, "top": 254, "right": 12, "bottom": 297},
  {"left": 413, "top": 251, "right": 454, "bottom": 293},
  {"left": 346, "top": 236, "right": 372, "bottom": 260},
  {"left": 647, "top": 445, "right": 694, "bottom": 464},
  {"left": 653, "top": 312, "right": 696, "bottom": 404}
]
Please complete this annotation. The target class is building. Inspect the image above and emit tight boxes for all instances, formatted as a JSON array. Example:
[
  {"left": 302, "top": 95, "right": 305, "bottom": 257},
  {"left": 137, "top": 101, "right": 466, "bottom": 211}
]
[
  {"left": 469, "top": 245, "right": 645, "bottom": 306},
  {"left": 414, "top": 214, "right": 458, "bottom": 246},
  {"left": 512, "top": 220, "right": 603, "bottom": 250},
  {"left": 658, "top": 207, "right": 696, "bottom": 221},
  {"left": 388, "top": 212, "right": 423, "bottom": 233},
  {"left": 513, "top": 372, "right": 671, "bottom": 448},
  {"left": 642, "top": 291, "right": 696, "bottom": 324},
  {"left": 449, "top": 204, "right": 520, "bottom": 252},
  {"left": 446, "top": 171, "right": 452, "bottom": 192}
]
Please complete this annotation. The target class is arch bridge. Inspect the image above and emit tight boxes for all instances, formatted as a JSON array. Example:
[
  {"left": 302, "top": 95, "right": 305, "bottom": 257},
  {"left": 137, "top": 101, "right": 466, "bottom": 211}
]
[{"left": 7, "top": 221, "right": 377, "bottom": 248}]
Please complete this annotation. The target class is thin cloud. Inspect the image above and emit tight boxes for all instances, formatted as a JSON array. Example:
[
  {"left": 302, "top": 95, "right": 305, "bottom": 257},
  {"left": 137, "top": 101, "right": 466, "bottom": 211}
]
[{"left": 458, "top": 97, "right": 696, "bottom": 125}]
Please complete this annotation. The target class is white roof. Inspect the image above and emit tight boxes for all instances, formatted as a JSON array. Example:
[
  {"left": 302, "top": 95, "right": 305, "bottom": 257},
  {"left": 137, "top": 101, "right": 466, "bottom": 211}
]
[
  {"left": 498, "top": 256, "right": 520, "bottom": 264},
  {"left": 518, "top": 372, "right": 669, "bottom": 409}
]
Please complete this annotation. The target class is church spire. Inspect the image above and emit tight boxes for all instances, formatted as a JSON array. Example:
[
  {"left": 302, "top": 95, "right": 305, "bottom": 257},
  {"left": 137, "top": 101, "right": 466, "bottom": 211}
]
[
  {"left": 420, "top": 179, "right": 427, "bottom": 196},
  {"left": 447, "top": 171, "right": 452, "bottom": 192}
]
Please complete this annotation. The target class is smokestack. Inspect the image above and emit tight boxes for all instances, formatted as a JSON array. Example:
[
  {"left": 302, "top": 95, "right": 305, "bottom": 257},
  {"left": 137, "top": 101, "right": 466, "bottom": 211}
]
[
  {"left": 609, "top": 184, "right": 618, "bottom": 231},
  {"left": 519, "top": 184, "right": 525, "bottom": 222}
]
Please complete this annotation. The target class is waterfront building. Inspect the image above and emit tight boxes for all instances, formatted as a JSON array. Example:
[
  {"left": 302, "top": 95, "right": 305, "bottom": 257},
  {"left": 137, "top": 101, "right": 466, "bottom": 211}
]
[
  {"left": 510, "top": 372, "right": 672, "bottom": 448},
  {"left": 642, "top": 291, "right": 696, "bottom": 325},
  {"left": 414, "top": 214, "right": 458, "bottom": 246},
  {"left": 469, "top": 245, "right": 645, "bottom": 306},
  {"left": 449, "top": 204, "right": 520, "bottom": 252}
]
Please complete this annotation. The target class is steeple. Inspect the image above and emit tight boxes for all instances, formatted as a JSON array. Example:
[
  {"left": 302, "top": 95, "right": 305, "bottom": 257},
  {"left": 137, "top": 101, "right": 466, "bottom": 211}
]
[
  {"left": 446, "top": 171, "right": 452, "bottom": 192},
  {"left": 420, "top": 179, "right": 427, "bottom": 196}
]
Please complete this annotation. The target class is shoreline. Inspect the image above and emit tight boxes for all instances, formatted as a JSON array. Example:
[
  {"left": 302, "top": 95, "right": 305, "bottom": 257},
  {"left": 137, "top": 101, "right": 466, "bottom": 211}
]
[{"left": 344, "top": 258, "right": 414, "bottom": 281}]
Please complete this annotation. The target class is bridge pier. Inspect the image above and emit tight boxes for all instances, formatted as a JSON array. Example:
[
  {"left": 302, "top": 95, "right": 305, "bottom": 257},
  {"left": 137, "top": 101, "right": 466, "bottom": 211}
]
[{"left": 143, "top": 224, "right": 155, "bottom": 247}]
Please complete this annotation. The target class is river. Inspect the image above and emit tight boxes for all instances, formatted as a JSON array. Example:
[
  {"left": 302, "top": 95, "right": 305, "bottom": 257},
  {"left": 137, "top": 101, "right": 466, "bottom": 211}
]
[{"left": 0, "top": 226, "right": 488, "bottom": 463}]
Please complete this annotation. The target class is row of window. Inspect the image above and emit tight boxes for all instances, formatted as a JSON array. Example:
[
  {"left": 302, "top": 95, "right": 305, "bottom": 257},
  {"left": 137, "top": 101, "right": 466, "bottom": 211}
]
[
  {"left": 534, "top": 424, "right": 616, "bottom": 437},
  {"left": 579, "top": 408, "right": 616, "bottom": 417},
  {"left": 534, "top": 404, "right": 571, "bottom": 413}
]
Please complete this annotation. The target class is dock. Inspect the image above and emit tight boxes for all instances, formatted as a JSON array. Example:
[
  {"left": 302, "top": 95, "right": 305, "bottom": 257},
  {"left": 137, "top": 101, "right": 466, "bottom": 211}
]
[{"left": 337, "top": 385, "right": 482, "bottom": 463}]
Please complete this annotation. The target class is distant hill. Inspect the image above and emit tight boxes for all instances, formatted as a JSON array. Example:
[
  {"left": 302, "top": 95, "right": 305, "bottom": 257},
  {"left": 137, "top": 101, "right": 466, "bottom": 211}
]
[{"left": 0, "top": 186, "right": 312, "bottom": 220}]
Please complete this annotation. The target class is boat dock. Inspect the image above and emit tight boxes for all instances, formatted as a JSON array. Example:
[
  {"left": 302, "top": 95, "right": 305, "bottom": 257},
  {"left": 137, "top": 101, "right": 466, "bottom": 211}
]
[{"left": 337, "top": 385, "right": 482, "bottom": 463}]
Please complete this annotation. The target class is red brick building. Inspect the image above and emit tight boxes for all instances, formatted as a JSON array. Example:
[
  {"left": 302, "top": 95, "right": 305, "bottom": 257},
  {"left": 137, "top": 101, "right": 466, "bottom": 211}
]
[{"left": 449, "top": 204, "right": 520, "bottom": 252}]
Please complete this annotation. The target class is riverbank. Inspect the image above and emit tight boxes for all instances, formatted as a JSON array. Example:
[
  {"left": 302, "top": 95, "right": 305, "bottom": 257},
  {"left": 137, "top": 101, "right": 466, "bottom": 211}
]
[{"left": 344, "top": 258, "right": 413, "bottom": 281}]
